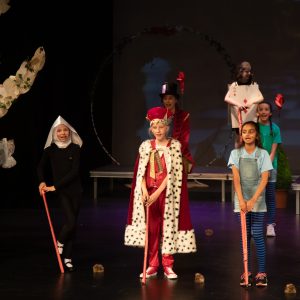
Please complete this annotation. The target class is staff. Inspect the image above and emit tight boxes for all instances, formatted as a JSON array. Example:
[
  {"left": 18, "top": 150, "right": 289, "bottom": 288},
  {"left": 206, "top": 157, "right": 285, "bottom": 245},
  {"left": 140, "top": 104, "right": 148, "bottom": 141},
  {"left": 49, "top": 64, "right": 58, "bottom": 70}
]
[
  {"left": 141, "top": 206, "right": 149, "bottom": 284},
  {"left": 41, "top": 191, "right": 64, "bottom": 273}
]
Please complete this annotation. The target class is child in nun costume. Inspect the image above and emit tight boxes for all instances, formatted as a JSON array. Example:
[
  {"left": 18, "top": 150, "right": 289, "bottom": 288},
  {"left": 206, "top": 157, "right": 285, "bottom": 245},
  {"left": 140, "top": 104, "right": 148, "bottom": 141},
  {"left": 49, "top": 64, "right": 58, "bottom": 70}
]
[{"left": 37, "top": 116, "right": 83, "bottom": 272}]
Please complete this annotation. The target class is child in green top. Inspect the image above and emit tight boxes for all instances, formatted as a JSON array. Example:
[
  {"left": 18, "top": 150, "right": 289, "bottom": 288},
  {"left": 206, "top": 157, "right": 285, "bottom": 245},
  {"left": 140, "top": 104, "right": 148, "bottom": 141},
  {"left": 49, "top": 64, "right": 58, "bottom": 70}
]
[{"left": 257, "top": 101, "right": 282, "bottom": 237}]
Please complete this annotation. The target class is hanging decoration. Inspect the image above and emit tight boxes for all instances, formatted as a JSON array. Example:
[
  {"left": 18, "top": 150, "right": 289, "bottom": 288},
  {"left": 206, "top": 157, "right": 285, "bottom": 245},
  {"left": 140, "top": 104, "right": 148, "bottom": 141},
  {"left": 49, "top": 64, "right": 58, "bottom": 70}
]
[
  {"left": 0, "top": 138, "right": 16, "bottom": 168},
  {"left": 0, "top": 47, "right": 46, "bottom": 168},
  {"left": 1, "top": 6, "right": 45, "bottom": 168},
  {"left": 0, "top": 46, "right": 46, "bottom": 118},
  {"left": 1, "top": 4, "right": 45, "bottom": 169},
  {"left": 0, "top": 0, "right": 10, "bottom": 16},
  {"left": 274, "top": 93, "right": 284, "bottom": 122},
  {"left": 274, "top": 93, "right": 284, "bottom": 110}
]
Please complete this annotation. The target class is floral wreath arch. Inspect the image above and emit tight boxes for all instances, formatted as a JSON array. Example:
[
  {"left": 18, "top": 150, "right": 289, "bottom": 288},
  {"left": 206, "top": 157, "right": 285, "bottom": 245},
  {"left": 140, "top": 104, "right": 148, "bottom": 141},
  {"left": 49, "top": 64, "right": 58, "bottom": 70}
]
[{"left": 90, "top": 25, "right": 237, "bottom": 166}]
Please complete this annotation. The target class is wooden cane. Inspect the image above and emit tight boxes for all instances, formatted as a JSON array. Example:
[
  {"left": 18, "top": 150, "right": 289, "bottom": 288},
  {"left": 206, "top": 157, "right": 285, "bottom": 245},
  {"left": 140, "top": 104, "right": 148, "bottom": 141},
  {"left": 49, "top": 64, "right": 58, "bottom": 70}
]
[
  {"left": 240, "top": 211, "right": 249, "bottom": 286},
  {"left": 41, "top": 191, "right": 64, "bottom": 273},
  {"left": 142, "top": 205, "right": 150, "bottom": 284},
  {"left": 238, "top": 110, "right": 249, "bottom": 285}
]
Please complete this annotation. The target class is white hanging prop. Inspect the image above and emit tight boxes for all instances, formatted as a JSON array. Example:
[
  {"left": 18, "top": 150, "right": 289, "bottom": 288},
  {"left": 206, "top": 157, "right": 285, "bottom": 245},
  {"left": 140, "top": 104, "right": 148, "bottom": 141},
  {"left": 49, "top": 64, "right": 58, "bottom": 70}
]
[
  {"left": 0, "top": 0, "right": 10, "bottom": 16},
  {"left": 0, "top": 138, "right": 16, "bottom": 168},
  {"left": 0, "top": 46, "right": 46, "bottom": 118}
]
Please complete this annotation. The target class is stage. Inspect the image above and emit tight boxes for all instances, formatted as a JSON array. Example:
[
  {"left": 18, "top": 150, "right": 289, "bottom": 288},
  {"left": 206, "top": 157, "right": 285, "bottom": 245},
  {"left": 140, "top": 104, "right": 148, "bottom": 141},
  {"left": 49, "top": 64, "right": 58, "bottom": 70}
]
[{"left": 1, "top": 190, "right": 299, "bottom": 300}]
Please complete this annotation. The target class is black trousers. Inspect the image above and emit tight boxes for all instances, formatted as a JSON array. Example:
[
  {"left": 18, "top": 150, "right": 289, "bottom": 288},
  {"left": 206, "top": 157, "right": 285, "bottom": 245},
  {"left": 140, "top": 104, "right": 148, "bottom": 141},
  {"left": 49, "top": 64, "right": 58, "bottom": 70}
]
[{"left": 57, "top": 192, "right": 82, "bottom": 258}]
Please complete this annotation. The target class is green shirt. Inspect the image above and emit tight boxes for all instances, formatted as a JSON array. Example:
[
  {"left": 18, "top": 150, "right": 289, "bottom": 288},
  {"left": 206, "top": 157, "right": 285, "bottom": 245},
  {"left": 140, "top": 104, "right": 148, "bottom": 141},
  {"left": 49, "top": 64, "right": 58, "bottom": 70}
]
[{"left": 258, "top": 122, "right": 282, "bottom": 169}]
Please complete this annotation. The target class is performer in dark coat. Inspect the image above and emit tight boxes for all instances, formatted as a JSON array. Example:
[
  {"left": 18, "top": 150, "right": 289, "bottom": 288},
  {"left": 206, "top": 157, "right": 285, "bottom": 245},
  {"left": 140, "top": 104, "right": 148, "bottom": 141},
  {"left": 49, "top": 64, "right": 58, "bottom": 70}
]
[
  {"left": 37, "top": 116, "right": 83, "bottom": 272},
  {"left": 160, "top": 81, "right": 195, "bottom": 173}
]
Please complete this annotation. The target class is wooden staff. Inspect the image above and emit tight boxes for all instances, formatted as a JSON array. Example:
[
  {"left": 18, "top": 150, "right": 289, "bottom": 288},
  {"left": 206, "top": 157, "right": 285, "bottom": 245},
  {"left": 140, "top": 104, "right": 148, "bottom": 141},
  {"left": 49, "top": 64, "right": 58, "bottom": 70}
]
[
  {"left": 142, "top": 205, "right": 150, "bottom": 284},
  {"left": 240, "top": 211, "right": 249, "bottom": 286},
  {"left": 238, "top": 109, "right": 249, "bottom": 286},
  {"left": 41, "top": 191, "right": 64, "bottom": 273}
]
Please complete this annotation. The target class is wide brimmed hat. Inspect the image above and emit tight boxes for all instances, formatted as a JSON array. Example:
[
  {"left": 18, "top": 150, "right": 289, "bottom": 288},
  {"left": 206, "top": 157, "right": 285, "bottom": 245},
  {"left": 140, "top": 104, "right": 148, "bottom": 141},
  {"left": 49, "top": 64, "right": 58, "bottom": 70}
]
[{"left": 159, "top": 82, "right": 180, "bottom": 98}]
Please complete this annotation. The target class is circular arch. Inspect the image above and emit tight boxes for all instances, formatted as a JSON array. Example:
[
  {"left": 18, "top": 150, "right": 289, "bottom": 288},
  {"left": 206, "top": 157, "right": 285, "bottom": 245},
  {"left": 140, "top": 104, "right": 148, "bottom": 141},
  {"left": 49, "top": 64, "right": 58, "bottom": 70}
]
[{"left": 90, "top": 25, "right": 237, "bottom": 165}]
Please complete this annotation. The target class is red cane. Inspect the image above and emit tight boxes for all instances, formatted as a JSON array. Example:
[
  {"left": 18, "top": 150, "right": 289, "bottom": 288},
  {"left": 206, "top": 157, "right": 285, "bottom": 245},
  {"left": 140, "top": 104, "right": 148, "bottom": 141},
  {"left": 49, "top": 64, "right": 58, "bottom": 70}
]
[
  {"left": 240, "top": 211, "right": 249, "bottom": 286},
  {"left": 238, "top": 109, "right": 249, "bottom": 286},
  {"left": 41, "top": 191, "right": 64, "bottom": 273},
  {"left": 238, "top": 109, "right": 249, "bottom": 285},
  {"left": 142, "top": 205, "right": 150, "bottom": 284}
]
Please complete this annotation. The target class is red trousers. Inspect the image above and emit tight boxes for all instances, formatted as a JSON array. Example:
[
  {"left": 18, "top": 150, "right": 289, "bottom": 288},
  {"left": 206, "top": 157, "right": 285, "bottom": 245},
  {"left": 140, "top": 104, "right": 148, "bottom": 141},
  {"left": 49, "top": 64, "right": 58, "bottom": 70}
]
[{"left": 147, "top": 188, "right": 174, "bottom": 268}]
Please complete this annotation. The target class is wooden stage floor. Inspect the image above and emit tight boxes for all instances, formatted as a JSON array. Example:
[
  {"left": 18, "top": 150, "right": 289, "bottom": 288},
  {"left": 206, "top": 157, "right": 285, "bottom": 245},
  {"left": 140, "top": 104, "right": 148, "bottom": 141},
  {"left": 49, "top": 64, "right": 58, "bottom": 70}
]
[{"left": 1, "top": 188, "right": 300, "bottom": 300}]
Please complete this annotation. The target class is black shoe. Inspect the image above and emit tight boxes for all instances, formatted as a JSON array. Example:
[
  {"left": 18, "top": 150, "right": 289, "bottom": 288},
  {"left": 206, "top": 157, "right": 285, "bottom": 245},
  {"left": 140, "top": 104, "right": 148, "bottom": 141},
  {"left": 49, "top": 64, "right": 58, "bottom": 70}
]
[
  {"left": 255, "top": 273, "right": 268, "bottom": 287},
  {"left": 240, "top": 272, "right": 252, "bottom": 287}
]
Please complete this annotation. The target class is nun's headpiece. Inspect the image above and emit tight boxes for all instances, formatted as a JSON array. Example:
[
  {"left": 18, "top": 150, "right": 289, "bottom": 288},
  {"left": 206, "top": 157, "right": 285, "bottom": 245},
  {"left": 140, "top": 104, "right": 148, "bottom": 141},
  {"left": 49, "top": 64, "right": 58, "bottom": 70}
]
[{"left": 44, "top": 116, "right": 83, "bottom": 149}]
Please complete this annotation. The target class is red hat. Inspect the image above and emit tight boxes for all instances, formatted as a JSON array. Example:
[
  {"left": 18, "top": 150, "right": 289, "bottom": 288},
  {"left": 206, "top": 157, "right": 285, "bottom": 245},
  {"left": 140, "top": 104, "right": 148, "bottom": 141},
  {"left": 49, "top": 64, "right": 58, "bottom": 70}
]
[{"left": 146, "top": 107, "right": 173, "bottom": 125}]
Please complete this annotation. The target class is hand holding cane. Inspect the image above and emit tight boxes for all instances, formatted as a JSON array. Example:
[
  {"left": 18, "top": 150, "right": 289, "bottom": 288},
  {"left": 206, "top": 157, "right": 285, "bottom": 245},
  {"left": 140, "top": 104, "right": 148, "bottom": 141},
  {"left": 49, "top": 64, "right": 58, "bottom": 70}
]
[
  {"left": 41, "top": 191, "right": 64, "bottom": 273},
  {"left": 142, "top": 205, "right": 150, "bottom": 284}
]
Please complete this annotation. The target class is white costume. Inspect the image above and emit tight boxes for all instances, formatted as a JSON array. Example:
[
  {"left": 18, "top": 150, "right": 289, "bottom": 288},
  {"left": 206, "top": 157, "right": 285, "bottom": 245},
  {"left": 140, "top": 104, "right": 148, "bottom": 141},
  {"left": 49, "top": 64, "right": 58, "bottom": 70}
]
[{"left": 225, "top": 82, "right": 264, "bottom": 129}]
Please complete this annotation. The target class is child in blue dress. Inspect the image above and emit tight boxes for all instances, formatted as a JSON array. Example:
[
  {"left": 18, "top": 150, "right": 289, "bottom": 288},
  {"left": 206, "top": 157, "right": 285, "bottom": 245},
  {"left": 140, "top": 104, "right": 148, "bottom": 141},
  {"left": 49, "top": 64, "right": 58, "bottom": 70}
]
[{"left": 228, "top": 121, "right": 273, "bottom": 287}]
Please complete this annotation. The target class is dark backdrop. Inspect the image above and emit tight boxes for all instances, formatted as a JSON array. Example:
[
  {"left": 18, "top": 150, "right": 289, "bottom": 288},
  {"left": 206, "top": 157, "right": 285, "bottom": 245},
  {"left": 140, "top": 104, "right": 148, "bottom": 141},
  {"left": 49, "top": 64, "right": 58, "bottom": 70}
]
[
  {"left": 111, "top": 0, "right": 300, "bottom": 173},
  {"left": 1, "top": 0, "right": 300, "bottom": 208},
  {"left": 0, "top": 1, "right": 113, "bottom": 207}
]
